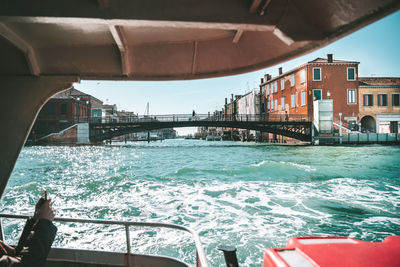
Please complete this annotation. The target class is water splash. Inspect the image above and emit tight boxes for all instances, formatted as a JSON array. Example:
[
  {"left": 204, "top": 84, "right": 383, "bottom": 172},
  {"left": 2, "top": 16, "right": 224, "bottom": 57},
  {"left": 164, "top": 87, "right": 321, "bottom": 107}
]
[{"left": 1, "top": 140, "right": 400, "bottom": 267}]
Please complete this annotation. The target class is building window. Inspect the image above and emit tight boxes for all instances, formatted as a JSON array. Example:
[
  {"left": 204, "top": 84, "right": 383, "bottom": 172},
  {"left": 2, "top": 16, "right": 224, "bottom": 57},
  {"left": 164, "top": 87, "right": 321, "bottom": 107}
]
[
  {"left": 281, "top": 97, "right": 285, "bottom": 110},
  {"left": 274, "top": 81, "right": 278, "bottom": 93},
  {"left": 301, "top": 91, "right": 306, "bottom": 106},
  {"left": 48, "top": 103, "right": 55, "bottom": 115},
  {"left": 313, "top": 68, "right": 321, "bottom": 81},
  {"left": 347, "top": 89, "right": 357, "bottom": 104},
  {"left": 378, "top": 94, "right": 388, "bottom": 106},
  {"left": 290, "top": 74, "right": 295, "bottom": 86},
  {"left": 274, "top": 99, "right": 278, "bottom": 111},
  {"left": 363, "top": 94, "right": 373, "bottom": 106},
  {"left": 392, "top": 93, "right": 400, "bottom": 107},
  {"left": 347, "top": 67, "right": 356, "bottom": 81},
  {"left": 60, "top": 103, "right": 67, "bottom": 115},
  {"left": 300, "top": 70, "right": 305, "bottom": 84},
  {"left": 281, "top": 78, "right": 285, "bottom": 90},
  {"left": 291, "top": 94, "right": 296, "bottom": 108},
  {"left": 313, "top": 89, "right": 322, "bottom": 100},
  {"left": 267, "top": 100, "right": 270, "bottom": 112},
  {"left": 266, "top": 84, "right": 270, "bottom": 95},
  {"left": 390, "top": 121, "right": 398, "bottom": 133}
]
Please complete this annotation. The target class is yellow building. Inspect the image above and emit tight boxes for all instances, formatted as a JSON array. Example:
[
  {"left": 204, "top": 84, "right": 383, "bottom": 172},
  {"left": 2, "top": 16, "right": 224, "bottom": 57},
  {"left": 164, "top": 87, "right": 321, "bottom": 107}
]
[{"left": 359, "top": 78, "right": 400, "bottom": 133}]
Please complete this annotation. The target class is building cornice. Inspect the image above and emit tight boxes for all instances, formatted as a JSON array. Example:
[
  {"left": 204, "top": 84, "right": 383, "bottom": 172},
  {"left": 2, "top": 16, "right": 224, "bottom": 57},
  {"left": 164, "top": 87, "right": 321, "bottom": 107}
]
[
  {"left": 307, "top": 62, "right": 359, "bottom": 66},
  {"left": 359, "top": 85, "right": 400, "bottom": 88}
]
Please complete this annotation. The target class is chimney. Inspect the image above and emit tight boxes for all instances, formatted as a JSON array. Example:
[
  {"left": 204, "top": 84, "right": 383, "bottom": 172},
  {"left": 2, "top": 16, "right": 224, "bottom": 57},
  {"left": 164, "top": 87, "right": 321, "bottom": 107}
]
[
  {"left": 279, "top": 67, "right": 283, "bottom": 75},
  {"left": 231, "top": 94, "right": 234, "bottom": 103},
  {"left": 327, "top": 54, "right": 333, "bottom": 63},
  {"left": 225, "top": 98, "right": 227, "bottom": 105},
  {"left": 260, "top": 78, "right": 264, "bottom": 84},
  {"left": 267, "top": 74, "right": 272, "bottom": 81}
]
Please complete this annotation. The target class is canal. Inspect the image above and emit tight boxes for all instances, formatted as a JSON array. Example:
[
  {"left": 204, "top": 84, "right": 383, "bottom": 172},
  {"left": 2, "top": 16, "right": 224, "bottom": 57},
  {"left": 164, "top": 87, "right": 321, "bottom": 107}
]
[{"left": 1, "top": 140, "right": 400, "bottom": 266}]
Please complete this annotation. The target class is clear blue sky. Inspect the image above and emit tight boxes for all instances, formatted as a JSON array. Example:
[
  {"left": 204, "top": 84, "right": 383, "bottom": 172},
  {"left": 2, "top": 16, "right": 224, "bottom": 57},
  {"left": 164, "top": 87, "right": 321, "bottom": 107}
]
[{"left": 75, "top": 10, "right": 400, "bottom": 134}]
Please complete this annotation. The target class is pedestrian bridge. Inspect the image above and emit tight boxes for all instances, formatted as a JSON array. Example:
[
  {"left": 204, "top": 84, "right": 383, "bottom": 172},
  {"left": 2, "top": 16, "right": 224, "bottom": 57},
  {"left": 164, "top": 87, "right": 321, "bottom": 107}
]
[{"left": 89, "top": 114, "right": 312, "bottom": 142}]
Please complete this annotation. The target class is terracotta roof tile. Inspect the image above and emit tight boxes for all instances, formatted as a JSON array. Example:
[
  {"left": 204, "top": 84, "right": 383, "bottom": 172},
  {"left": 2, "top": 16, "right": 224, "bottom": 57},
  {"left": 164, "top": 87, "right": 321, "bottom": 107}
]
[
  {"left": 51, "top": 87, "right": 88, "bottom": 99},
  {"left": 308, "top": 57, "right": 359, "bottom": 64},
  {"left": 51, "top": 88, "right": 103, "bottom": 104},
  {"left": 359, "top": 77, "right": 400, "bottom": 86}
]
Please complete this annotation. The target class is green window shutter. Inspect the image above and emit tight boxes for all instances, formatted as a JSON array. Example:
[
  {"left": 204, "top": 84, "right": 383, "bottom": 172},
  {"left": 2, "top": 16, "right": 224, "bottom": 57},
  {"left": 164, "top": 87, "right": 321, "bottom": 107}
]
[
  {"left": 348, "top": 68, "right": 355, "bottom": 80},
  {"left": 313, "top": 68, "right": 320, "bottom": 80},
  {"left": 314, "top": 90, "right": 321, "bottom": 100}
]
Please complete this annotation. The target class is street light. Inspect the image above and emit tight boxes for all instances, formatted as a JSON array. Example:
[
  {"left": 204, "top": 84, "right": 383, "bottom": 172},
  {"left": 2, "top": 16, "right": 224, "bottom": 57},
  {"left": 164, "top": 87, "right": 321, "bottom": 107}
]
[
  {"left": 327, "top": 90, "right": 331, "bottom": 99},
  {"left": 339, "top": 112, "right": 343, "bottom": 144}
]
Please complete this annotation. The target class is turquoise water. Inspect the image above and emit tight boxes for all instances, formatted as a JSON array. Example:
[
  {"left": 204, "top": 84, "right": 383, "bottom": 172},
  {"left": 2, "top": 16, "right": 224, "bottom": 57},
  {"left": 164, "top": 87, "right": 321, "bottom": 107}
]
[{"left": 1, "top": 140, "right": 400, "bottom": 266}]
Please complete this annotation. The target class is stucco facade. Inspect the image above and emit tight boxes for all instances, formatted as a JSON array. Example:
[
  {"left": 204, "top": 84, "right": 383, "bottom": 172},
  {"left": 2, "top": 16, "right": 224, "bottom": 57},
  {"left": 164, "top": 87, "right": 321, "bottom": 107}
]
[
  {"left": 238, "top": 90, "right": 260, "bottom": 115},
  {"left": 359, "top": 77, "right": 400, "bottom": 133}
]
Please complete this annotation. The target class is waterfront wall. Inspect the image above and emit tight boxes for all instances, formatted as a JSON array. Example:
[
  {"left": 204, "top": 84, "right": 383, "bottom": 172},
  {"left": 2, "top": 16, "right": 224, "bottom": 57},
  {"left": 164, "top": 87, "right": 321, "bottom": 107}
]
[
  {"left": 315, "top": 133, "right": 400, "bottom": 145},
  {"left": 36, "top": 123, "right": 90, "bottom": 145},
  {"left": 342, "top": 133, "right": 400, "bottom": 144}
]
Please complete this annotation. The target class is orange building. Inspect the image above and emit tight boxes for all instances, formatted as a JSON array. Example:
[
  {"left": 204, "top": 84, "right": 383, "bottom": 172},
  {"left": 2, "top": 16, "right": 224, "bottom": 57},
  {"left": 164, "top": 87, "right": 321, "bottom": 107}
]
[
  {"left": 358, "top": 77, "right": 400, "bottom": 133},
  {"left": 262, "top": 54, "right": 360, "bottom": 129}
]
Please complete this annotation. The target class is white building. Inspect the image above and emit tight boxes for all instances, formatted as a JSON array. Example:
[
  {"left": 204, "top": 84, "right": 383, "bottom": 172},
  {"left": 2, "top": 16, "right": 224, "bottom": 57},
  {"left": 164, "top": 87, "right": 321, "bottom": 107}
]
[
  {"left": 238, "top": 90, "right": 260, "bottom": 116},
  {"left": 237, "top": 90, "right": 261, "bottom": 140}
]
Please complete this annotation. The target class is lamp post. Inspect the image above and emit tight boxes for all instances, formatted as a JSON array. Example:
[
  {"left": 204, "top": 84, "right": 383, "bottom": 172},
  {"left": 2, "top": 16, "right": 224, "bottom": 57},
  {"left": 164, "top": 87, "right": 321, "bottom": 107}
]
[
  {"left": 339, "top": 112, "right": 342, "bottom": 144},
  {"left": 327, "top": 90, "right": 331, "bottom": 100},
  {"left": 86, "top": 100, "right": 90, "bottom": 122}
]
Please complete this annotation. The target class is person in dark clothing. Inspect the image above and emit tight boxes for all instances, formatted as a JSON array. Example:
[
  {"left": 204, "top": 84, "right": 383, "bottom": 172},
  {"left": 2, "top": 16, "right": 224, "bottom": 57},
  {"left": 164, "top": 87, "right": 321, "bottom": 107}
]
[{"left": 0, "top": 198, "right": 57, "bottom": 266}]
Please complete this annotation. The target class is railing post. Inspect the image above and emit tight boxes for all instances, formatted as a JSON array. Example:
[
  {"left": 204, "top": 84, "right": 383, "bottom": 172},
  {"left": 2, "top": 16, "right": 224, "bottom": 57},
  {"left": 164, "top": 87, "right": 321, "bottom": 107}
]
[
  {"left": 125, "top": 225, "right": 131, "bottom": 254},
  {"left": 218, "top": 245, "right": 239, "bottom": 267},
  {"left": 0, "top": 219, "right": 4, "bottom": 241}
]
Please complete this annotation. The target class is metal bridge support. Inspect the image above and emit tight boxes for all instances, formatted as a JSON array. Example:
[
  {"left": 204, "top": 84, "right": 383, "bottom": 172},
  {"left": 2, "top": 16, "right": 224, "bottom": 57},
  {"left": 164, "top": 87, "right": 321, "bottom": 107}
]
[{"left": 0, "top": 76, "right": 79, "bottom": 198}]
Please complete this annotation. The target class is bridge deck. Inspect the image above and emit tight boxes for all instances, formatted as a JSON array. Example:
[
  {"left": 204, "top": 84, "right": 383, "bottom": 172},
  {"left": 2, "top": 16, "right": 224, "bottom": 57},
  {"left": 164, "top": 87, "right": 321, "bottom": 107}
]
[{"left": 89, "top": 114, "right": 312, "bottom": 142}]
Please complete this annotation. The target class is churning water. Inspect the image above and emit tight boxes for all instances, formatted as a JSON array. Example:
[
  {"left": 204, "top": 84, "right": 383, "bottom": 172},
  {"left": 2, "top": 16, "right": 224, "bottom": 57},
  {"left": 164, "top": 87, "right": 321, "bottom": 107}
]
[{"left": 1, "top": 140, "right": 400, "bottom": 266}]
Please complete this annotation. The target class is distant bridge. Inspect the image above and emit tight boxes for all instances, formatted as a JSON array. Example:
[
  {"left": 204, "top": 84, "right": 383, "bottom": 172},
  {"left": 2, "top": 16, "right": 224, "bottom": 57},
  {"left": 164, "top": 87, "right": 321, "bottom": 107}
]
[{"left": 89, "top": 114, "right": 312, "bottom": 142}]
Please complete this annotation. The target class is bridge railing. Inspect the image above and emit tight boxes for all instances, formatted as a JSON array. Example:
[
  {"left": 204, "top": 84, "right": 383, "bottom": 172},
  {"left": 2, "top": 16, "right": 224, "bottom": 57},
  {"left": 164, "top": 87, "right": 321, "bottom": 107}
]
[{"left": 89, "top": 114, "right": 311, "bottom": 124}]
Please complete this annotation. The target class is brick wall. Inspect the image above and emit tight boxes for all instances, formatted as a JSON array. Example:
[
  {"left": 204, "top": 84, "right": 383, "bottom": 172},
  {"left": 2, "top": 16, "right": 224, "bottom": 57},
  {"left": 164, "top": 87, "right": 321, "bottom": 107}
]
[
  {"left": 42, "top": 125, "right": 78, "bottom": 144},
  {"left": 307, "top": 63, "right": 359, "bottom": 122}
]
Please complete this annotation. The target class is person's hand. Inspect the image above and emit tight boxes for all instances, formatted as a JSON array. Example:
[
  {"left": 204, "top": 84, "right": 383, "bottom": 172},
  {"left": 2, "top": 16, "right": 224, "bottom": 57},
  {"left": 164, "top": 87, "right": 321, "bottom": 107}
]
[
  {"left": 34, "top": 199, "right": 55, "bottom": 221},
  {"left": 35, "top": 197, "right": 45, "bottom": 212}
]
